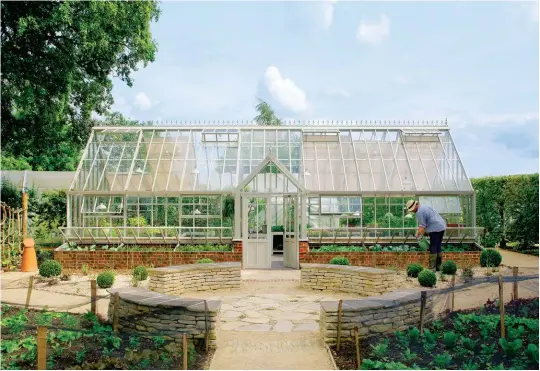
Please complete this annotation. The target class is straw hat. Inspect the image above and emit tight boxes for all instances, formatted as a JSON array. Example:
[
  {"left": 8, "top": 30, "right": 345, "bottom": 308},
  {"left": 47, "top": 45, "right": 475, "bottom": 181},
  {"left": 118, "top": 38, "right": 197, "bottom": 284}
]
[{"left": 406, "top": 200, "right": 418, "bottom": 212}]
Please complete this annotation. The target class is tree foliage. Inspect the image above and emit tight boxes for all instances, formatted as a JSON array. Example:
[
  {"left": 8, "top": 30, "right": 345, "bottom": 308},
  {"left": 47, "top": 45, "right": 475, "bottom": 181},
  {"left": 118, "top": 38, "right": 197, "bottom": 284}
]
[
  {"left": 472, "top": 174, "right": 539, "bottom": 249},
  {"left": 1, "top": 0, "right": 160, "bottom": 170},
  {"left": 254, "top": 99, "right": 282, "bottom": 126}
]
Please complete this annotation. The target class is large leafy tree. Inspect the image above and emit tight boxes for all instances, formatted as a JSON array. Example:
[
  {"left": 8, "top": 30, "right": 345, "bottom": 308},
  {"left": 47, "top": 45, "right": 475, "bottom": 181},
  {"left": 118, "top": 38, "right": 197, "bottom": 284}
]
[
  {"left": 254, "top": 99, "right": 282, "bottom": 126},
  {"left": 1, "top": 0, "right": 160, "bottom": 171}
]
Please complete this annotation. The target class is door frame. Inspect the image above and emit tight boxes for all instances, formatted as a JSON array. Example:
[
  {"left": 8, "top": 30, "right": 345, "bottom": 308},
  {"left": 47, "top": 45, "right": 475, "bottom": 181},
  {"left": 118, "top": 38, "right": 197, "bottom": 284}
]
[{"left": 242, "top": 195, "right": 272, "bottom": 269}]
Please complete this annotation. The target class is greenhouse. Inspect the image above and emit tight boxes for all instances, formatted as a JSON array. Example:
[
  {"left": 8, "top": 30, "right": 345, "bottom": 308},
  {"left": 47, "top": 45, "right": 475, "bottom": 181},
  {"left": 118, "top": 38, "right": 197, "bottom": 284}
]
[{"left": 63, "top": 121, "right": 479, "bottom": 269}]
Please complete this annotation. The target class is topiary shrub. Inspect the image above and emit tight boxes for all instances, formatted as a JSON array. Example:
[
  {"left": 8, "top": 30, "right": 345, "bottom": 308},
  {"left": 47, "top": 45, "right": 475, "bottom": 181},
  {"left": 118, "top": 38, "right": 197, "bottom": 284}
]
[
  {"left": 96, "top": 270, "right": 116, "bottom": 289},
  {"left": 480, "top": 249, "right": 502, "bottom": 267},
  {"left": 418, "top": 269, "right": 437, "bottom": 287},
  {"left": 407, "top": 264, "right": 424, "bottom": 278},
  {"left": 39, "top": 260, "right": 62, "bottom": 278},
  {"left": 133, "top": 266, "right": 148, "bottom": 281},
  {"left": 196, "top": 258, "right": 214, "bottom": 264},
  {"left": 329, "top": 256, "right": 350, "bottom": 265},
  {"left": 441, "top": 260, "right": 458, "bottom": 275}
]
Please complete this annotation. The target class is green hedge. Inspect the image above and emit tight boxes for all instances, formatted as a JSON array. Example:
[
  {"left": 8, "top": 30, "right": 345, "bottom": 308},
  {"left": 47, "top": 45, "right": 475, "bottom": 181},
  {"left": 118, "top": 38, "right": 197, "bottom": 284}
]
[{"left": 472, "top": 174, "right": 538, "bottom": 249}]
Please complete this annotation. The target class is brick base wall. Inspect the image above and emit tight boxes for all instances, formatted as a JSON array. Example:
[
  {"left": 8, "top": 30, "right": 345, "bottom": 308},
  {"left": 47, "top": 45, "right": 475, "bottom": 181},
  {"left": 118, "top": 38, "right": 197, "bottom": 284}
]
[
  {"left": 232, "top": 240, "right": 243, "bottom": 253},
  {"left": 54, "top": 250, "right": 241, "bottom": 270},
  {"left": 301, "top": 251, "right": 480, "bottom": 269}
]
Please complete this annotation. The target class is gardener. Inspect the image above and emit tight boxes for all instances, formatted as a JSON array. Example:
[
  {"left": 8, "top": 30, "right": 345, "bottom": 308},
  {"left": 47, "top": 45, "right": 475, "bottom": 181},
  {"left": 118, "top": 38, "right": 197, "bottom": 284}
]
[{"left": 406, "top": 200, "right": 447, "bottom": 271}]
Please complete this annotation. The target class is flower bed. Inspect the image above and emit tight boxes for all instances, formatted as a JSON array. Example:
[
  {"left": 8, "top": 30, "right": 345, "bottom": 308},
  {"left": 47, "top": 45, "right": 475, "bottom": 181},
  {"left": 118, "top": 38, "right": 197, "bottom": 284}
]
[
  {"left": 0, "top": 305, "right": 211, "bottom": 370},
  {"left": 330, "top": 297, "right": 539, "bottom": 370}
]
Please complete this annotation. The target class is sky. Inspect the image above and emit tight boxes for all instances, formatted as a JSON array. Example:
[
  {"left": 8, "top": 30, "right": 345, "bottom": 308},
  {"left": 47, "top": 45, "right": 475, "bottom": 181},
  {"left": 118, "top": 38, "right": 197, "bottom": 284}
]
[{"left": 109, "top": 0, "right": 539, "bottom": 179}]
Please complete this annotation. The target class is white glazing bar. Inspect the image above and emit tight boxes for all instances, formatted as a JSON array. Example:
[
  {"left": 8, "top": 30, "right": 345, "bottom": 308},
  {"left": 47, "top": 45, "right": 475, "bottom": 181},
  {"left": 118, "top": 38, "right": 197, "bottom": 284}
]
[
  {"left": 123, "top": 130, "right": 144, "bottom": 191},
  {"left": 220, "top": 143, "right": 227, "bottom": 191},
  {"left": 203, "top": 141, "right": 211, "bottom": 190},
  {"left": 326, "top": 142, "right": 335, "bottom": 191},
  {"left": 448, "top": 134, "right": 473, "bottom": 190},
  {"left": 414, "top": 141, "right": 433, "bottom": 191},
  {"left": 109, "top": 142, "right": 128, "bottom": 191},
  {"left": 95, "top": 145, "right": 114, "bottom": 192},
  {"left": 235, "top": 129, "right": 242, "bottom": 188},
  {"left": 427, "top": 140, "right": 446, "bottom": 191},
  {"left": 151, "top": 130, "right": 168, "bottom": 191},
  {"left": 389, "top": 132, "right": 404, "bottom": 191},
  {"left": 338, "top": 133, "right": 349, "bottom": 191},
  {"left": 137, "top": 130, "right": 155, "bottom": 191},
  {"left": 165, "top": 130, "right": 181, "bottom": 191},
  {"left": 314, "top": 142, "right": 321, "bottom": 191},
  {"left": 82, "top": 137, "right": 104, "bottom": 191},
  {"left": 364, "top": 130, "right": 377, "bottom": 190},
  {"left": 350, "top": 131, "right": 363, "bottom": 191},
  {"left": 399, "top": 131, "right": 418, "bottom": 191},
  {"left": 375, "top": 133, "right": 391, "bottom": 191},
  {"left": 179, "top": 130, "right": 193, "bottom": 191},
  {"left": 70, "top": 131, "right": 95, "bottom": 190}
]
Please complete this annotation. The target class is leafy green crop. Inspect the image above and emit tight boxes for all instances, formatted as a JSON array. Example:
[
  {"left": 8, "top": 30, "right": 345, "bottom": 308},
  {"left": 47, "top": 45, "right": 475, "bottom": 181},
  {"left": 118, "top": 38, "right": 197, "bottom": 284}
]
[
  {"left": 422, "top": 329, "right": 437, "bottom": 344},
  {"left": 526, "top": 344, "right": 539, "bottom": 364},
  {"left": 432, "top": 353, "right": 452, "bottom": 369},
  {"left": 443, "top": 331, "right": 457, "bottom": 348},
  {"left": 407, "top": 327, "right": 420, "bottom": 343},
  {"left": 370, "top": 339, "right": 389, "bottom": 360},
  {"left": 499, "top": 338, "right": 523, "bottom": 357}
]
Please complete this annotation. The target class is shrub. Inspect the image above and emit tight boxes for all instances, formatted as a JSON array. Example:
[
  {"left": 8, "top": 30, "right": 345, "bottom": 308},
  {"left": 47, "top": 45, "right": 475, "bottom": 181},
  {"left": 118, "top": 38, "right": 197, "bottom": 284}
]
[
  {"left": 39, "top": 260, "right": 62, "bottom": 278},
  {"left": 133, "top": 266, "right": 148, "bottom": 281},
  {"left": 407, "top": 264, "right": 424, "bottom": 278},
  {"left": 441, "top": 260, "right": 458, "bottom": 275},
  {"left": 418, "top": 269, "right": 437, "bottom": 287},
  {"left": 480, "top": 249, "right": 502, "bottom": 267},
  {"left": 329, "top": 256, "right": 350, "bottom": 265},
  {"left": 462, "top": 266, "right": 474, "bottom": 281},
  {"left": 96, "top": 271, "right": 115, "bottom": 289},
  {"left": 196, "top": 258, "right": 214, "bottom": 264}
]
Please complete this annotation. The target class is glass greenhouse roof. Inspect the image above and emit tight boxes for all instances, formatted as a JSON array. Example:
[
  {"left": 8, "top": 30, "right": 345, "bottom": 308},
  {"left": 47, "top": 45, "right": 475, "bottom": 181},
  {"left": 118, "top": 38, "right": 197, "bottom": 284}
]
[{"left": 69, "top": 124, "right": 473, "bottom": 194}]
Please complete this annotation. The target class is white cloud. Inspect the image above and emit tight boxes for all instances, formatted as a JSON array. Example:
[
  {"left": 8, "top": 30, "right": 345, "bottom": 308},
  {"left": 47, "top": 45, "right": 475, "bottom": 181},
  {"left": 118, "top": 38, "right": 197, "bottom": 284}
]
[
  {"left": 356, "top": 14, "right": 390, "bottom": 45},
  {"left": 111, "top": 96, "right": 133, "bottom": 118},
  {"left": 264, "top": 66, "right": 309, "bottom": 113},
  {"left": 134, "top": 92, "right": 152, "bottom": 110},
  {"left": 321, "top": 0, "right": 337, "bottom": 29}
]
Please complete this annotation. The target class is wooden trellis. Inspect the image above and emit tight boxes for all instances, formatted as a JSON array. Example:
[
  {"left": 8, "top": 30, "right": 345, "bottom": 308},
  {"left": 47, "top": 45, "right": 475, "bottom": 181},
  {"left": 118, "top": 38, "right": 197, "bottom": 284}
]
[{"left": 1, "top": 202, "right": 24, "bottom": 268}]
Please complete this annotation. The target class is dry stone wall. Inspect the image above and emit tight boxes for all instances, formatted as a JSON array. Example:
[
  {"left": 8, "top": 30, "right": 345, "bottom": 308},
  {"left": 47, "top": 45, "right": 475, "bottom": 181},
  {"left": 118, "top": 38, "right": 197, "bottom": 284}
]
[
  {"left": 148, "top": 262, "right": 241, "bottom": 295},
  {"left": 107, "top": 287, "right": 220, "bottom": 347},
  {"left": 320, "top": 289, "right": 443, "bottom": 344},
  {"left": 301, "top": 264, "right": 401, "bottom": 296}
]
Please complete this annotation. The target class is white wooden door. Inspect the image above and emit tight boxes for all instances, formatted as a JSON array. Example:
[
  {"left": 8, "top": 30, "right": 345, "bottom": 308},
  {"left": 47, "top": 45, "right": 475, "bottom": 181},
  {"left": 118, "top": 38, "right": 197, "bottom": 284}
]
[
  {"left": 243, "top": 197, "right": 271, "bottom": 269},
  {"left": 283, "top": 195, "right": 299, "bottom": 269}
]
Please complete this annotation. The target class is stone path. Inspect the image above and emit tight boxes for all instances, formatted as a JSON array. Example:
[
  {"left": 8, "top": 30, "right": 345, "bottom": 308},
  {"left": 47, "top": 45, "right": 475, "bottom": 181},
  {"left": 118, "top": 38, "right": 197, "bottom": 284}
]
[{"left": 498, "top": 248, "right": 539, "bottom": 268}]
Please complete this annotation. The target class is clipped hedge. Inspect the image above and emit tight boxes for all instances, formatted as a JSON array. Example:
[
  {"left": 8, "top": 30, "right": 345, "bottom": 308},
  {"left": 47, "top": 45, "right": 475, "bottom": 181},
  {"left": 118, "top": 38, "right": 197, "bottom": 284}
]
[
  {"left": 329, "top": 256, "right": 350, "bottom": 265},
  {"left": 480, "top": 249, "right": 502, "bottom": 267},
  {"left": 97, "top": 271, "right": 115, "bottom": 289},
  {"left": 133, "top": 266, "right": 148, "bottom": 281},
  {"left": 407, "top": 264, "right": 424, "bottom": 278},
  {"left": 418, "top": 270, "right": 437, "bottom": 287},
  {"left": 441, "top": 260, "right": 458, "bottom": 275}
]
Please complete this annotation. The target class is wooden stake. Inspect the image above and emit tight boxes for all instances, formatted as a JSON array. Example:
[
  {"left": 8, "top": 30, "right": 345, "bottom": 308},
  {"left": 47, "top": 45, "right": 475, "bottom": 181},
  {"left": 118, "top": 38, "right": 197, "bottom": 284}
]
[
  {"left": 419, "top": 291, "right": 427, "bottom": 335},
  {"left": 512, "top": 267, "right": 518, "bottom": 301},
  {"left": 22, "top": 192, "right": 28, "bottom": 237},
  {"left": 498, "top": 275, "right": 505, "bottom": 339},
  {"left": 337, "top": 299, "right": 343, "bottom": 351},
  {"left": 451, "top": 274, "right": 456, "bottom": 312},
  {"left": 183, "top": 334, "right": 188, "bottom": 370},
  {"left": 113, "top": 293, "right": 120, "bottom": 334},
  {"left": 354, "top": 326, "right": 361, "bottom": 370},
  {"left": 37, "top": 326, "right": 47, "bottom": 370},
  {"left": 91, "top": 280, "right": 97, "bottom": 314},
  {"left": 25, "top": 276, "right": 34, "bottom": 309}
]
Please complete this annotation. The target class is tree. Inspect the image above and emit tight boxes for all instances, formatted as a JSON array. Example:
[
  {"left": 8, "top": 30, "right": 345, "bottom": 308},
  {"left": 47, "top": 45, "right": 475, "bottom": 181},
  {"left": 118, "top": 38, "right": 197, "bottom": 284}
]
[
  {"left": 1, "top": 0, "right": 160, "bottom": 171},
  {"left": 254, "top": 99, "right": 282, "bottom": 126}
]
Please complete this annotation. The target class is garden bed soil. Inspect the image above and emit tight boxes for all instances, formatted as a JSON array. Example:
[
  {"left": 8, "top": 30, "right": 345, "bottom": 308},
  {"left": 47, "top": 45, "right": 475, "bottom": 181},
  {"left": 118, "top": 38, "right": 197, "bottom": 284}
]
[
  {"left": 330, "top": 298, "right": 539, "bottom": 370},
  {"left": 0, "top": 306, "right": 213, "bottom": 370}
]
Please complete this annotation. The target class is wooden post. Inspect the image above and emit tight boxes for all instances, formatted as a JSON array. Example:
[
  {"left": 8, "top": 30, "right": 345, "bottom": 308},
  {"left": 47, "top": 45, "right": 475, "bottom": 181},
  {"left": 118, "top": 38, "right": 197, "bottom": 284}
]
[
  {"left": 183, "top": 334, "right": 188, "bottom": 370},
  {"left": 113, "top": 293, "right": 120, "bottom": 334},
  {"left": 37, "top": 326, "right": 47, "bottom": 370},
  {"left": 498, "top": 275, "right": 505, "bottom": 339},
  {"left": 91, "top": 280, "right": 97, "bottom": 314},
  {"left": 419, "top": 291, "right": 427, "bottom": 335},
  {"left": 451, "top": 274, "right": 456, "bottom": 312},
  {"left": 25, "top": 276, "right": 34, "bottom": 308},
  {"left": 337, "top": 299, "right": 343, "bottom": 351},
  {"left": 22, "top": 192, "right": 28, "bottom": 237},
  {"left": 354, "top": 326, "right": 361, "bottom": 370},
  {"left": 512, "top": 267, "right": 518, "bottom": 301}
]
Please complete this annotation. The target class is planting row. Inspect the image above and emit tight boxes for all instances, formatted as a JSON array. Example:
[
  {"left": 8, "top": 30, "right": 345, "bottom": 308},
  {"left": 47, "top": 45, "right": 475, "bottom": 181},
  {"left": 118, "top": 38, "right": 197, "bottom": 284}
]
[
  {"left": 58, "top": 243, "right": 232, "bottom": 252},
  {"left": 0, "top": 305, "right": 207, "bottom": 370}
]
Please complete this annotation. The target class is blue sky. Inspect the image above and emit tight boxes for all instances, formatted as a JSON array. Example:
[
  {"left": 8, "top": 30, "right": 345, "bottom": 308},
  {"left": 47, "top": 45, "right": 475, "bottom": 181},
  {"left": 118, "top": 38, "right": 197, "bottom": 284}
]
[{"left": 109, "top": 0, "right": 539, "bottom": 178}]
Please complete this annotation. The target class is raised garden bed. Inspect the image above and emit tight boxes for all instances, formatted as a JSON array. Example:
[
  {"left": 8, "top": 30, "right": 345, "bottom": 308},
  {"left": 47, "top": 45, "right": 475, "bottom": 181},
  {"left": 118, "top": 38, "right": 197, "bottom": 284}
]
[
  {"left": 330, "top": 297, "right": 539, "bottom": 370},
  {"left": 0, "top": 305, "right": 213, "bottom": 370}
]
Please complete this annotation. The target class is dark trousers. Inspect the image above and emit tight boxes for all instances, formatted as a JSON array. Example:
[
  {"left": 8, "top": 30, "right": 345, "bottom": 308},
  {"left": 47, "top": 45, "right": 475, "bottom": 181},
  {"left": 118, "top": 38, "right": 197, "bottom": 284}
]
[{"left": 429, "top": 230, "right": 445, "bottom": 271}]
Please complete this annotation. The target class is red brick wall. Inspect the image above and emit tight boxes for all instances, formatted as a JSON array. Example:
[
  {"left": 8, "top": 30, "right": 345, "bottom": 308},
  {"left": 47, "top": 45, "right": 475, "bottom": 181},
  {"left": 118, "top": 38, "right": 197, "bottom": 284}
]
[
  {"left": 300, "top": 251, "right": 480, "bottom": 269},
  {"left": 299, "top": 240, "right": 309, "bottom": 260},
  {"left": 233, "top": 240, "right": 243, "bottom": 253},
  {"left": 54, "top": 250, "right": 241, "bottom": 270}
]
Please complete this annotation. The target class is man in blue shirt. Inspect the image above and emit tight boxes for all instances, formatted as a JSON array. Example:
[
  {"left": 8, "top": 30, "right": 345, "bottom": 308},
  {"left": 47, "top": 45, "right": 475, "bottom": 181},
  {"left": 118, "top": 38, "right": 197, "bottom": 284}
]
[{"left": 406, "top": 200, "right": 447, "bottom": 271}]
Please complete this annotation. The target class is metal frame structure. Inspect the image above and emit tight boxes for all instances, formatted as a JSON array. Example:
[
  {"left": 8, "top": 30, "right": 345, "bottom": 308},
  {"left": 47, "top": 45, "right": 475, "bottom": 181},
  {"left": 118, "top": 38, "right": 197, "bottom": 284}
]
[{"left": 63, "top": 122, "right": 480, "bottom": 245}]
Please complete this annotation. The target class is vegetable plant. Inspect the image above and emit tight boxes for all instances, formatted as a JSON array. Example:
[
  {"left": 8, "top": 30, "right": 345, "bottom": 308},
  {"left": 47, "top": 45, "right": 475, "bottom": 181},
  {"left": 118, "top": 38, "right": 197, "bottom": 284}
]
[
  {"left": 526, "top": 344, "right": 539, "bottom": 364},
  {"left": 499, "top": 338, "right": 523, "bottom": 357},
  {"left": 329, "top": 256, "right": 350, "bottom": 265},
  {"left": 422, "top": 329, "right": 437, "bottom": 344},
  {"left": 443, "top": 331, "right": 457, "bottom": 348},
  {"left": 407, "top": 327, "right": 420, "bottom": 343},
  {"left": 432, "top": 352, "right": 452, "bottom": 369},
  {"left": 197, "top": 258, "right": 214, "bottom": 264},
  {"left": 369, "top": 339, "right": 389, "bottom": 360}
]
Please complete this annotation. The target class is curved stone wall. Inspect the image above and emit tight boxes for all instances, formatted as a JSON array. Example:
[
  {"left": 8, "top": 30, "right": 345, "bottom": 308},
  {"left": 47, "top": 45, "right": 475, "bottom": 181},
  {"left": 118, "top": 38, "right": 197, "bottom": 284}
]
[
  {"left": 301, "top": 264, "right": 401, "bottom": 296},
  {"left": 108, "top": 287, "right": 220, "bottom": 347},
  {"left": 148, "top": 262, "right": 241, "bottom": 295}
]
